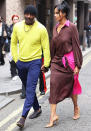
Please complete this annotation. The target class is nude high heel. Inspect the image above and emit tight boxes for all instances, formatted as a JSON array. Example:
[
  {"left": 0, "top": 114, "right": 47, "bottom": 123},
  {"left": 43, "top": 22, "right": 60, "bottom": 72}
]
[
  {"left": 73, "top": 107, "right": 80, "bottom": 120},
  {"left": 45, "top": 115, "right": 59, "bottom": 128}
]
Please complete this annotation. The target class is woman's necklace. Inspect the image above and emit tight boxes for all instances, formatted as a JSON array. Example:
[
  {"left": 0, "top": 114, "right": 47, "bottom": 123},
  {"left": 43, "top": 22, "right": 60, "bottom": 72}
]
[{"left": 24, "top": 24, "right": 33, "bottom": 32}]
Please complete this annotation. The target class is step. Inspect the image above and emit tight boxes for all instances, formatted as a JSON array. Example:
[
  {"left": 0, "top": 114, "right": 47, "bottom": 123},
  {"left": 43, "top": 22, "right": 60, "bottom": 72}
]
[{"left": 0, "top": 96, "right": 14, "bottom": 110}]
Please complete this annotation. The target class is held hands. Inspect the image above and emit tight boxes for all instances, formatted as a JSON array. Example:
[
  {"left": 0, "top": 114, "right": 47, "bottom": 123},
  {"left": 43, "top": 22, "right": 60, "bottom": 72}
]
[
  {"left": 41, "top": 65, "right": 49, "bottom": 73},
  {"left": 74, "top": 66, "right": 79, "bottom": 75}
]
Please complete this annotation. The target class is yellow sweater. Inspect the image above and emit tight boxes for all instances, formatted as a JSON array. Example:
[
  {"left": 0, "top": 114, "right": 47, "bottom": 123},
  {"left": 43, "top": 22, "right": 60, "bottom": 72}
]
[{"left": 11, "top": 20, "right": 50, "bottom": 67}]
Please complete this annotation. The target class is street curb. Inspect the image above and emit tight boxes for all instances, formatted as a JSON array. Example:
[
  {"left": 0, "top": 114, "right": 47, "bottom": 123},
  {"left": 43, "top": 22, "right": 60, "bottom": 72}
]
[
  {"left": 0, "top": 70, "right": 51, "bottom": 95},
  {"left": 0, "top": 97, "right": 15, "bottom": 110},
  {"left": 0, "top": 89, "right": 22, "bottom": 96}
]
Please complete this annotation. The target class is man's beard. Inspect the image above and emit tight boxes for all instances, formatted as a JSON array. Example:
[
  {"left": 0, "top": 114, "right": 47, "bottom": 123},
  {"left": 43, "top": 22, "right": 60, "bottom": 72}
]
[{"left": 25, "top": 17, "right": 35, "bottom": 25}]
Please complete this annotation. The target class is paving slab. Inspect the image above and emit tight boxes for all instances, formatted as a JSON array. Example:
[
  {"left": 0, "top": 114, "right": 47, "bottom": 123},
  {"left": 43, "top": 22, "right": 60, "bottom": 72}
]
[{"left": 0, "top": 95, "right": 14, "bottom": 110}]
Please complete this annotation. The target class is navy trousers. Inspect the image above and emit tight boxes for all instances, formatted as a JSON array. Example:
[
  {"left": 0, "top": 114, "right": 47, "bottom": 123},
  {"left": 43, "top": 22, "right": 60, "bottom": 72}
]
[{"left": 16, "top": 59, "right": 42, "bottom": 118}]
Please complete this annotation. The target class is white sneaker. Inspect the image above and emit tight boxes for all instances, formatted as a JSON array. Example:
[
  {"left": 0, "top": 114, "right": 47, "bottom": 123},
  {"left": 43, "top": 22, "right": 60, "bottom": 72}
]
[{"left": 12, "top": 76, "right": 18, "bottom": 81}]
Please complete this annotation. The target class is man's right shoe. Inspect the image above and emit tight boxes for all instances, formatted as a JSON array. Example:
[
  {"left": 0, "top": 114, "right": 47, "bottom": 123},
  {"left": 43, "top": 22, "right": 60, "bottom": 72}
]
[
  {"left": 17, "top": 117, "right": 25, "bottom": 128},
  {"left": 29, "top": 108, "right": 42, "bottom": 119}
]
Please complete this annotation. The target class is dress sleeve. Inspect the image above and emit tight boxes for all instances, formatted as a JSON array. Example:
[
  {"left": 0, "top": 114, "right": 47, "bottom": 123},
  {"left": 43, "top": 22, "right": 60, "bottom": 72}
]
[
  {"left": 50, "top": 40, "right": 55, "bottom": 60},
  {"left": 50, "top": 28, "right": 56, "bottom": 60},
  {"left": 72, "top": 25, "right": 83, "bottom": 69}
]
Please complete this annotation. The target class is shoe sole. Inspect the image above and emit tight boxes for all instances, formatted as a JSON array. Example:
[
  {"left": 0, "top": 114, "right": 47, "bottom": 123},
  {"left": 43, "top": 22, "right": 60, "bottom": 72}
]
[
  {"left": 29, "top": 111, "right": 42, "bottom": 119},
  {"left": 17, "top": 123, "right": 24, "bottom": 128},
  {"left": 73, "top": 116, "right": 80, "bottom": 120}
]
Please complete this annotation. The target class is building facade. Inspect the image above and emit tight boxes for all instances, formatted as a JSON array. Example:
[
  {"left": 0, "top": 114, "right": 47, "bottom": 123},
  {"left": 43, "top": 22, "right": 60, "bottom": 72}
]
[
  {"left": 0, "top": 0, "right": 91, "bottom": 45},
  {"left": 0, "top": 0, "right": 54, "bottom": 38}
]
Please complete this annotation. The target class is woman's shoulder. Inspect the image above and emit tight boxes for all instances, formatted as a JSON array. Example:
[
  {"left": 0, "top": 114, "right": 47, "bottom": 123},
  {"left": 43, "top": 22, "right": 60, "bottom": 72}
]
[
  {"left": 69, "top": 21, "right": 77, "bottom": 28},
  {"left": 69, "top": 21, "right": 78, "bottom": 32}
]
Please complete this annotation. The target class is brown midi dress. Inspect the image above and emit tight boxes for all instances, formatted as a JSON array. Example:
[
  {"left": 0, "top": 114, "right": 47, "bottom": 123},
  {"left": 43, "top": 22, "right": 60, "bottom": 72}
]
[{"left": 49, "top": 21, "right": 83, "bottom": 104}]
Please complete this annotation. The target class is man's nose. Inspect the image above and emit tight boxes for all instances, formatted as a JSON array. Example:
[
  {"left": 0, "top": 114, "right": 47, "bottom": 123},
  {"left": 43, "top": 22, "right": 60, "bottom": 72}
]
[{"left": 27, "top": 15, "right": 33, "bottom": 18}]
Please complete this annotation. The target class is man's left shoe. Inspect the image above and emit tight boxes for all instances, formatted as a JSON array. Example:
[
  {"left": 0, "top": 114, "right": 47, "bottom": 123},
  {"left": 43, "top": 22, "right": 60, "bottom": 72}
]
[
  {"left": 40, "top": 91, "right": 45, "bottom": 95},
  {"left": 20, "top": 94, "right": 26, "bottom": 99},
  {"left": 17, "top": 117, "right": 25, "bottom": 128},
  {"left": 29, "top": 108, "right": 42, "bottom": 119}
]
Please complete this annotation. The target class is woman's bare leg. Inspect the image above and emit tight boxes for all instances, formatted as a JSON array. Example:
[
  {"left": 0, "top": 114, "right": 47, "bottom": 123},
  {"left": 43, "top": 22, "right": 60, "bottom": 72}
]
[
  {"left": 71, "top": 95, "right": 80, "bottom": 120},
  {"left": 45, "top": 104, "right": 59, "bottom": 127}
]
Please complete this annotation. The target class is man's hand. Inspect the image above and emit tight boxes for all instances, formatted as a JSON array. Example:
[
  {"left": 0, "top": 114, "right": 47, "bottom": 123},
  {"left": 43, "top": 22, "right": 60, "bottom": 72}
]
[
  {"left": 74, "top": 66, "right": 79, "bottom": 75},
  {"left": 41, "top": 65, "right": 49, "bottom": 73}
]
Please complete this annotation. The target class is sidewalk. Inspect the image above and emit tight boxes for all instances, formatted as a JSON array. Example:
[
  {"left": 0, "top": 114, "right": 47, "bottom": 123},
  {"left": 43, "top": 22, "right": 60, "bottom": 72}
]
[
  {"left": 0, "top": 54, "right": 50, "bottom": 109},
  {"left": 0, "top": 55, "right": 50, "bottom": 95},
  {"left": 81, "top": 46, "right": 91, "bottom": 57},
  {"left": 0, "top": 47, "right": 91, "bottom": 109}
]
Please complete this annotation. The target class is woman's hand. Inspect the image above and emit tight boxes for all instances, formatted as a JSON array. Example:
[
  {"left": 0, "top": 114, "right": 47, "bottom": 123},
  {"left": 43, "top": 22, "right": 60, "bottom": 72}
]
[{"left": 74, "top": 66, "right": 79, "bottom": 75}]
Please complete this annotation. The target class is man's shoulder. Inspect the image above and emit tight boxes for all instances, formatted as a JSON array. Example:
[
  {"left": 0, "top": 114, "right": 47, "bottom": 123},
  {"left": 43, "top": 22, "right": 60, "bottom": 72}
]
[{"left": 36, "top": 21, "right": 46, "bottom": 30}]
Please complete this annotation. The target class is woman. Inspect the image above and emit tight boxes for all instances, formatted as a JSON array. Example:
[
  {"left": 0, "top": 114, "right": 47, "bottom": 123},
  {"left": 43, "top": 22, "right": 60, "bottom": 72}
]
[
  {"left": 46, "top": 1, "right": 83, "bottom": 128},
  {"left": 8, "top": 15, "right": 19, "bottom": 80}
]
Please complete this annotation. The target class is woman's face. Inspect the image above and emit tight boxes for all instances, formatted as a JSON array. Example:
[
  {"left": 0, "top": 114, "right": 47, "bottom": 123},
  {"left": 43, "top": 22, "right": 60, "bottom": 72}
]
[
  {"left": 12, "top": 16, "right": 19, "bottom": 24},
  {"left": 54, "top": 8, "right": 66, "bottom": 22}
]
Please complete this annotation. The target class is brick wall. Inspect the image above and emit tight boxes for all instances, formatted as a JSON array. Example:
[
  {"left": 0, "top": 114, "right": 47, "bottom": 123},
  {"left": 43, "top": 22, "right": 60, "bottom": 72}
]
[{"left": 6, "top": 0, "right": 25, "bottom": 25}]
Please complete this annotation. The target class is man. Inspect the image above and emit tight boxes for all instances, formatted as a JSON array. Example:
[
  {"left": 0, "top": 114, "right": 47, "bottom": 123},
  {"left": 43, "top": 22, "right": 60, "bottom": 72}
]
[
  {"left": 11, "top": 5, "right": 50, "bottom": 128},
  {"left": 8, "top": 15, "right": 19, "bottom": 80},
  {"left": 0, "top": 16, "right": 9, "bottom": 65}
]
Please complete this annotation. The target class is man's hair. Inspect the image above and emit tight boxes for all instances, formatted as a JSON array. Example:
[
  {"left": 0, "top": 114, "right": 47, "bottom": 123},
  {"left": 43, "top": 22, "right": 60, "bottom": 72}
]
[
  {"left": 24, "top": 5, "right": 37, "bottom": 17},
  {"left": 55, "top": 1, "right": 70, "bottom": 19}
]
